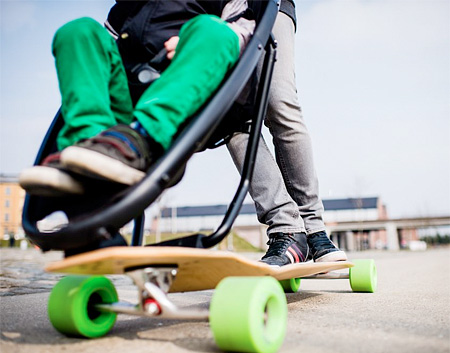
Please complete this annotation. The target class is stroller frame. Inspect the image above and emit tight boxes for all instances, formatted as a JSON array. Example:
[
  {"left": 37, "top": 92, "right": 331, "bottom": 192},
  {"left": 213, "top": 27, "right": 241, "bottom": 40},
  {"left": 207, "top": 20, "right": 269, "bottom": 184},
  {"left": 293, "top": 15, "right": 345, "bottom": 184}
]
[{"left": 22, "top": 0, "right": 279, "bottom": 252}]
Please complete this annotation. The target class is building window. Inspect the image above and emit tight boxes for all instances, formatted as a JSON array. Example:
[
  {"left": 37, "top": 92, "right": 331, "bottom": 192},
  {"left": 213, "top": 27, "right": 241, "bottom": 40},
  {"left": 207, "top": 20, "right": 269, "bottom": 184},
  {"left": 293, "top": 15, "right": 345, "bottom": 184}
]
[
  {"left": 5, "top": 200, "right": 10, "bottom": 208},
  {"left": 5, "top": 187, "right": 11, "bottom": 195},
  {"left": 4, "top": 213, "right": 9, "bottom": 222}
]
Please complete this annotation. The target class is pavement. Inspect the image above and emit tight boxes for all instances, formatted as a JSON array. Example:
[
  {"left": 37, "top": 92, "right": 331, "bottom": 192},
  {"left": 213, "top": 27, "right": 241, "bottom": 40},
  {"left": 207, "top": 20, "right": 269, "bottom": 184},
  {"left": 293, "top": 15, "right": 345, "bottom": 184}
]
[{"left": 1, "top": 246, "right": 449, "bottom": 353}]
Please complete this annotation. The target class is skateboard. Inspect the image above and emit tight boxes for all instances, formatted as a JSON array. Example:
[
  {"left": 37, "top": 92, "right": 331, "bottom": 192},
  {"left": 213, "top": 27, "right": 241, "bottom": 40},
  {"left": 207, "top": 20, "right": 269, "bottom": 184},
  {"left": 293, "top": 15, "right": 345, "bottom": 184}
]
[{"left": 46, "top": 247, "right": 377, "bottom": 353}]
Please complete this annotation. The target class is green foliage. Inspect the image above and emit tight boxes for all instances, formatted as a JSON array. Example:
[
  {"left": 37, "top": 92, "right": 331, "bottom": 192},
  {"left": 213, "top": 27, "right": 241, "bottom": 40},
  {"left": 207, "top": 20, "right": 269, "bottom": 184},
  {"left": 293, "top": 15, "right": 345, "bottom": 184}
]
[{"left": 421, "top": 233, "right": 450, "bottom": 245}]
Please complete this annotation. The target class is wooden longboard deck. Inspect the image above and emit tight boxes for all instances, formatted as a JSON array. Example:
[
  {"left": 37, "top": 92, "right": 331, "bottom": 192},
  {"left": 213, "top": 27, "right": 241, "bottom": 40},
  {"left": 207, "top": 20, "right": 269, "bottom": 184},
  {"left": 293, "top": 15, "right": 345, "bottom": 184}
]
[{"left": 46, "top": 247, "right": 353, "bottom": 293}]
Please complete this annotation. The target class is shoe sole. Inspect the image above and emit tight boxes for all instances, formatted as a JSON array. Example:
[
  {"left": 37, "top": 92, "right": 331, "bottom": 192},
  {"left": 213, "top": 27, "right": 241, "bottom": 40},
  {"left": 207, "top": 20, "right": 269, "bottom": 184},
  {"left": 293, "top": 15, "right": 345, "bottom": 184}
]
[
  {"left": 61, "top": 146, "right": 146, "bottom": 185},
  {"left": 19, "top": 166, "right": 84, "bottom": 196},
  {"left": 314, "top": 250, "right": 348, "bottom": 262}
]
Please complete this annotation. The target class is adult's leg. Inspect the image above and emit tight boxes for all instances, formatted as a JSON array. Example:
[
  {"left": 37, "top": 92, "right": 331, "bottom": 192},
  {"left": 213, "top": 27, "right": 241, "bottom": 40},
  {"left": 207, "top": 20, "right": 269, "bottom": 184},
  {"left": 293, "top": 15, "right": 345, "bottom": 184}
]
[
  {"left": 227, "top": 132, "right": 310, "bottom": 265},
  {"left": 228, "top": 12, "right": 346, "bottom": 262},
  {"left": 264, "top": 13, "right": 325, "bottom": 235},
  {"left": 52, "top": 17, "right": 133, "bottom": 150},
  {"left": 226, "top": 12, "right": 317, "bottom": 235},
  {"left": 227, "top": 133, "right": 306, "bottom": 235},
  {"left": 263, "top": 13, "right": 346, "bottom": 261}
]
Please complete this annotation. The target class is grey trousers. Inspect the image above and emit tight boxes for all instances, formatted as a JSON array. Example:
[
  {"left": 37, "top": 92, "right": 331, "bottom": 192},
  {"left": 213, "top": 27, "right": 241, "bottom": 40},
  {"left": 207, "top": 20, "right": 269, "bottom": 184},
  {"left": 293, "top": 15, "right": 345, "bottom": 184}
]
[{"left": 227, "top": 12, "right": 326, "bottom": 236}]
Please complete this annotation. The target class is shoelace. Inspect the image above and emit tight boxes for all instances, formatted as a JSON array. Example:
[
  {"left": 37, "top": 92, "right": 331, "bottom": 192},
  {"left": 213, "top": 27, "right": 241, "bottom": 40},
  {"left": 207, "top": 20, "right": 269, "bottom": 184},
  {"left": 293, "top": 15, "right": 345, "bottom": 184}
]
[{"left": 264, "top": 234, "right": 296, "bottom": 257}]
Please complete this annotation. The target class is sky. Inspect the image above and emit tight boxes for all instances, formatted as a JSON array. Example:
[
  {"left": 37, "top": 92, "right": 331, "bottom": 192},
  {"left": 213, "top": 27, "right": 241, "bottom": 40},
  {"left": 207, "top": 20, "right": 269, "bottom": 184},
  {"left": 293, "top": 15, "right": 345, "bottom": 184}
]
[{"left": 0, "top": 0, "right": 449, "bottom": 219}]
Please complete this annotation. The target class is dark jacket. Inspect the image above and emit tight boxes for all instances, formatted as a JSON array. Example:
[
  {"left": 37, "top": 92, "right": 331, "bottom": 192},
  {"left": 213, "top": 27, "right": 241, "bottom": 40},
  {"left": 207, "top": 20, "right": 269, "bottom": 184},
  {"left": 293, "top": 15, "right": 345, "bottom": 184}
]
[{"left": 106, "top": 0, "right": 256, "bottom": 70}]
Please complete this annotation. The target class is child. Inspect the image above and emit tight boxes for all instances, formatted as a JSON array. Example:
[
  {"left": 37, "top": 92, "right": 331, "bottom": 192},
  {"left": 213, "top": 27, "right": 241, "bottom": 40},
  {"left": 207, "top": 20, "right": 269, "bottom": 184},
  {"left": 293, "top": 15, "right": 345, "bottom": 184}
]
[{"left": 19, "top": 0, "right": 255, "bottom": 196}]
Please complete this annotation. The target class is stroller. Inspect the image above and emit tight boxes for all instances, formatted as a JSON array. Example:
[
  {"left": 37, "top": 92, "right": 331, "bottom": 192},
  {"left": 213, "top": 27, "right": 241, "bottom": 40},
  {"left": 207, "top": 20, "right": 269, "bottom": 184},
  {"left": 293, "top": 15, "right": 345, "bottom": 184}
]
[
  {"left": 22, "top": 0, "right": 279, "bottom": 255},
  {"left": 20, "top": 4, "right": 379, "bottom": 351}
]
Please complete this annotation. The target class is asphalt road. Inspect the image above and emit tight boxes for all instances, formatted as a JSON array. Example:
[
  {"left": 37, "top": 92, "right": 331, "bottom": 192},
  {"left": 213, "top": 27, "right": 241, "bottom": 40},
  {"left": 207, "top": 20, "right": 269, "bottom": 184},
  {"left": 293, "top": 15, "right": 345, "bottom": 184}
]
[{"left": 1, "top": 247, "right": 449, "bottom": 353}]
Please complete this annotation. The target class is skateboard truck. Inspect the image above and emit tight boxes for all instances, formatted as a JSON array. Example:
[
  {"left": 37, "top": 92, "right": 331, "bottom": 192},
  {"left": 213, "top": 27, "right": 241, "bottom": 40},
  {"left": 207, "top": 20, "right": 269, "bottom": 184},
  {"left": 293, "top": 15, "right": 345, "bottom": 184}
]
[
  {"left": 94, "top": 267, "right": 209, "bottom": 320},
  {"left": 306, "top": 272, "right": 350, "bottom": 279}
]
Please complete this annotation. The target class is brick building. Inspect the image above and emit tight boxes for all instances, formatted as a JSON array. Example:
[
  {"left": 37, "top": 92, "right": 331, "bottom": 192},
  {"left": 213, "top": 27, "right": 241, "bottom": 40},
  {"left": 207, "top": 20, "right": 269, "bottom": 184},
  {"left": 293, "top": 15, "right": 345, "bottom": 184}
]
[
  {"left": 157, "top": 197, "right": 399, "bottom": 250},
  {"left": 0, "top": 175, "right": 25, "bottom": 237}
]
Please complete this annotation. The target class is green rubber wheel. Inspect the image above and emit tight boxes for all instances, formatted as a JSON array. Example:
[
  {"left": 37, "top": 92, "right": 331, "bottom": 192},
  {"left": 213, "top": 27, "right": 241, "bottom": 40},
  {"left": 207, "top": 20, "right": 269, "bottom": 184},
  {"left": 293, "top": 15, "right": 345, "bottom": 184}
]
[
  {"left": 279, "top": 278, "right": 301, "bottom": 293},
  {"left": 48, "top": 275, "right": 118, "bottom": 338},
  {"left": 210, "top": 277, "right": 287, "bottom": 353},
  {"left": 349, "top": 259, "right": 377, "bottom": 293}
]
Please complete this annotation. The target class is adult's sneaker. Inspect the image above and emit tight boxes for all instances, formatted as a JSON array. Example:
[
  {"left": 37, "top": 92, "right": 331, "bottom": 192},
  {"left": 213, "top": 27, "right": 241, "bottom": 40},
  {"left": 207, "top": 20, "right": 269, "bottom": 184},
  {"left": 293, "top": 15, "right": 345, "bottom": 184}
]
[
  {"left": 19, "top": 152, "right": 85, "bottom": 196},
  {"left": 307, "top": 231, "right": 347, "bottom": 262},
  {"left": 261, "top": 232, "right": 310, "bottom": 267},
  {"left": 61, "top": 124, "right": 161, "bottom": 185}
]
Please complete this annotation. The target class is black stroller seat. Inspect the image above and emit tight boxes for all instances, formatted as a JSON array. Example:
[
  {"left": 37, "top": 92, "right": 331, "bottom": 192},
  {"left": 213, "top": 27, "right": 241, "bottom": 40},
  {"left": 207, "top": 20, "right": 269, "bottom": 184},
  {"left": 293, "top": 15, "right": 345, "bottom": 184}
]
[{"left": 22, "top": 0, "right": 279, "bottom": 253}]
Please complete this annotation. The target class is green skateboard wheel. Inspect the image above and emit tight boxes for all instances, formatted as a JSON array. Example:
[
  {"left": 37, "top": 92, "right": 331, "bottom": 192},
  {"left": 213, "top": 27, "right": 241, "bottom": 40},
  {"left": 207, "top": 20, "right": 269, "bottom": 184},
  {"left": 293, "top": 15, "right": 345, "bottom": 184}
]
[
  {"left": 349, "top": 259, "right": 377, "bottom": 293},
  {"left": 48, "top": 275, "right": 118, "bottom": 338},
  {"left": 279, "top": 278, "right": 301, "bottom": 293},
  {"left": 210, "top": 276, "right": 287, "bottom": 353}
]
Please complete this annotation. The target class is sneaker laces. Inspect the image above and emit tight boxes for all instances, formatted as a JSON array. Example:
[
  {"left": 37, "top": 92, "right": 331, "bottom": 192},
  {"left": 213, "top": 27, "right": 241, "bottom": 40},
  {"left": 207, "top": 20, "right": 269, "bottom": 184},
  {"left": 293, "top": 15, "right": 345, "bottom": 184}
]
[{"left": 263, "top": 233, "right": 296, "bottom": 258}]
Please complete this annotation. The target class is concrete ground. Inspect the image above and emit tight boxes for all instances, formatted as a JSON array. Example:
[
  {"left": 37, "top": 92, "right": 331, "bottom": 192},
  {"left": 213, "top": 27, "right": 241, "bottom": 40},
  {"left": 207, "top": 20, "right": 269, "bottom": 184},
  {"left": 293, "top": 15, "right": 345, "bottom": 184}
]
[{"left": 1, "top": 247, "right": 449, "bottom": 353}]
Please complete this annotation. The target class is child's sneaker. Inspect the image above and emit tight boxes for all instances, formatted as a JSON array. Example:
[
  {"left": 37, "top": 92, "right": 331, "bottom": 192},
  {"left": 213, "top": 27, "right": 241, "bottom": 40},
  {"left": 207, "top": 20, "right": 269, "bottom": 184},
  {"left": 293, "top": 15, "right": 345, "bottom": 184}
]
[
  {"left": 261, "top": 232, "right": 309, "bottom": 267},
  {"left": 61, "top": 124, "right": 162, "bottom": 185},
  {"left": 19, "top": 152, "right": 85, "bottom": 196},
  {"left": 307, "top": 231, "right": 347, "bottom": 262}
]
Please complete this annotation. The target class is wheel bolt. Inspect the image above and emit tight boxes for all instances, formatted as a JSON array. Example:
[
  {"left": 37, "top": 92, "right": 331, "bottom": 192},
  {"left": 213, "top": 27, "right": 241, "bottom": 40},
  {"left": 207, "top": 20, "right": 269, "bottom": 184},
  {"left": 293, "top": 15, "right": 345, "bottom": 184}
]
[{"left": 144, "top": 299, "right": 161, "bottom": 315}]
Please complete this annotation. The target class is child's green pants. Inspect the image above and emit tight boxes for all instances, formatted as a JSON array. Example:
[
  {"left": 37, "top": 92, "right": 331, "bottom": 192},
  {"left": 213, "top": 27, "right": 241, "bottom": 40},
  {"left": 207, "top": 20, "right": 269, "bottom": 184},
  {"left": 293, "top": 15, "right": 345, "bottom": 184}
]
[{"left": 52, "top": 15, "right": 240, "bottom": 151}]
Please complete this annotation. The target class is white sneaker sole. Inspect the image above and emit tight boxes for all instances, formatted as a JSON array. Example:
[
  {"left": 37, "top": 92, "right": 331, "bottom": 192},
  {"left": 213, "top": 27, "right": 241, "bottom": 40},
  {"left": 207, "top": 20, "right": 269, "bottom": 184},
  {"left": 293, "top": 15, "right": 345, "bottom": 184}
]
[
  {"left": 315, "top": 250, "right": 348, "bottom": 262},
  {"left": 19, "top": 166, "right": 84, "bottom": 196},
  {"left": 61, "top": 146, "right": 146, "bottom": 185}
]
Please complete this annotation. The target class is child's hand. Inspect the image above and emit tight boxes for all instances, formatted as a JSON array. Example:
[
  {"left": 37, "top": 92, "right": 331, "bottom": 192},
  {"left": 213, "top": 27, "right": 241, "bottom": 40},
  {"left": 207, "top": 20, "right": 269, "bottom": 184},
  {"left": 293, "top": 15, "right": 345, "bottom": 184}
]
[{"left": 164, "top": 36, "right": 179, "bottom": 60}]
